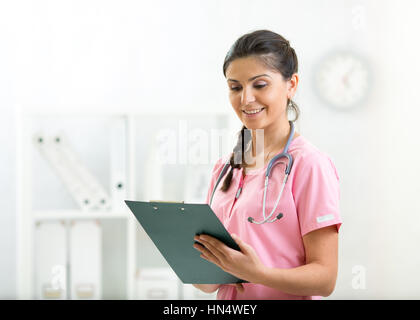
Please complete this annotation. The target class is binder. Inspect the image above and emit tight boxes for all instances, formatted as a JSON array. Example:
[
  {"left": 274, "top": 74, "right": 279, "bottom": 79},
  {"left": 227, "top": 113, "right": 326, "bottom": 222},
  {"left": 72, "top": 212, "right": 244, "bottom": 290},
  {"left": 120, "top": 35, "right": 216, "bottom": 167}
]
[
  {"left": 33, "top": 132, "right": 111, "bottom": 210},
  {"left": 70, "top": 220, "right": 102, "bottom": 299},
  {"left": 124, "top": 200, "right": 245, "bottom": 284},
  {"left": 35, "top": 221, "right": 67, "bottom": 299}
]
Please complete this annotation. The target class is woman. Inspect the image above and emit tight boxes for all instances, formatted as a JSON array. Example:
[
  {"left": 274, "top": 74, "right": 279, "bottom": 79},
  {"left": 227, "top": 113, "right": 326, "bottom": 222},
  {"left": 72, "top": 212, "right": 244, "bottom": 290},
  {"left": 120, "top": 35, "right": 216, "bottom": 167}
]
[{"left": 192, "top": 29, "right": 342, "bottom": 300}]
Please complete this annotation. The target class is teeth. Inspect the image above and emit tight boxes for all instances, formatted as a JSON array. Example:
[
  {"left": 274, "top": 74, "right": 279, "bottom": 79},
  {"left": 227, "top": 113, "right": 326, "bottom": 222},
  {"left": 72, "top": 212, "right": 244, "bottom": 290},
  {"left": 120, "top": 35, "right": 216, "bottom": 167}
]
[{"left": 244, "top": 108, "right": 264, "bottom": 114}]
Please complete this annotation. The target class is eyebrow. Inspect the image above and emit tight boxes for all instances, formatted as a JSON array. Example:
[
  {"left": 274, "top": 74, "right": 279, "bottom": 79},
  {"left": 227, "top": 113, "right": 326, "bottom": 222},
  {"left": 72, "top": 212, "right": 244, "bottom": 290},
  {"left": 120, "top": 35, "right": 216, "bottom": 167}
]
[{"left": 227, "top": 74, "right": 271, "bottom": 82}]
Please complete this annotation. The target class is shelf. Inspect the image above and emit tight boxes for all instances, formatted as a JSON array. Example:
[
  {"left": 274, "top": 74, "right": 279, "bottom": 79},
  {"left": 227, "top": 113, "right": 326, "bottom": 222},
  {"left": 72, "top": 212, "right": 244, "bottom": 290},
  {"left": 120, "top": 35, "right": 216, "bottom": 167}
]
[
  {"left": 33, "top": 210, "right": 129, "bottom": 221},
  {"left": 19, "top": 111, "right": 230, "bottom": 300}
]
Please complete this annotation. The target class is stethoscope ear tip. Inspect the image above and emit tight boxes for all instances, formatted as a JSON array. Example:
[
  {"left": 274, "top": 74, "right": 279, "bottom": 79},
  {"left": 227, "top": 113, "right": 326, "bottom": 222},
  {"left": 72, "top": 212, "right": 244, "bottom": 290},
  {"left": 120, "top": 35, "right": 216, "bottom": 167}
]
[
  {"left": 247, "top": 217, "right": 254, "bottom": 223},
  {"left": 276, "top": 213, "right": 283, "bottom": 220}
]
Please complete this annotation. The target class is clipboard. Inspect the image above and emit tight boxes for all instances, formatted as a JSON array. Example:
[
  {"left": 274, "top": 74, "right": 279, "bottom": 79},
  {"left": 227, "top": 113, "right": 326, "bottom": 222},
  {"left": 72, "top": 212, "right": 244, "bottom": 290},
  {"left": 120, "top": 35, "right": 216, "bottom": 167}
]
[{"left": 124, "top": 200, "right": 245, "bottom": 284}]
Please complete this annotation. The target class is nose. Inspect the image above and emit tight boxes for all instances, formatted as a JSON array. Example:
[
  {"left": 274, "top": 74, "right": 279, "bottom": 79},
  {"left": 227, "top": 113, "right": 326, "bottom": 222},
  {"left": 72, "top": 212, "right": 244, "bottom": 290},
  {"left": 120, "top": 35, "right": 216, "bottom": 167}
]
[{"left": 241, "top": 87, "right": 256, "bottom": 106}]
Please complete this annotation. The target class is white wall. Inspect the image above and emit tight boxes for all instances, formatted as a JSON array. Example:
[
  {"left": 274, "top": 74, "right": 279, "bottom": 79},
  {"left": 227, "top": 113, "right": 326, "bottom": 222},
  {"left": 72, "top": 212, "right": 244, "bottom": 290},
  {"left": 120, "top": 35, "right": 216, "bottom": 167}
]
[
  {"left": 0, "top": 109, "right": 16, "bottom": 299},
  {"left": 0, "top": 2, "right": 17, "bottom": 296},
  {"left": 1, "top": 0, "right": 420, "bottom": 299}
]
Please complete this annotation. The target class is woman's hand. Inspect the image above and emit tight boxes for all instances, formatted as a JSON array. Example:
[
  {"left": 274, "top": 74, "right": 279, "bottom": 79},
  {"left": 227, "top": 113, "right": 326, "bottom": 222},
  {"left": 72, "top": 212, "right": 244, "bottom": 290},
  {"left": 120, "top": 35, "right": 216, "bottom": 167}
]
[
  {"left": 192, "top": 283, "right": 244, "bottom": 294},
  {"left": 193, "top": 233, "right": 266, "bottom": 284},
  {"left": 192, "top": 284, "right": 220, "bottom": 293}
]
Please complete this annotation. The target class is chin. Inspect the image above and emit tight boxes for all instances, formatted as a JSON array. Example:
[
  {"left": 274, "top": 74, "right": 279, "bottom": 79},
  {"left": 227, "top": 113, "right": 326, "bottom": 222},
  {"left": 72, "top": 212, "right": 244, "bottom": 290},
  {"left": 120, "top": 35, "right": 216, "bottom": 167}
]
[
  {"left": 242, "top": 120, "right": 265, "bottom": 129},
  {"left": 243, "top": 124, "right": 259, "bottom": 130}
]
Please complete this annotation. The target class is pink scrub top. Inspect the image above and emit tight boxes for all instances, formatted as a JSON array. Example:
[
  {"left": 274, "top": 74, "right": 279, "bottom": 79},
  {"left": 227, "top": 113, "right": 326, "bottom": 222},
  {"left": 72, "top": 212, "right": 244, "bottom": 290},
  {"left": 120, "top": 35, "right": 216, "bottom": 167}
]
[{"left": 205, "top": 135, "right": 342, "bottom": 300}]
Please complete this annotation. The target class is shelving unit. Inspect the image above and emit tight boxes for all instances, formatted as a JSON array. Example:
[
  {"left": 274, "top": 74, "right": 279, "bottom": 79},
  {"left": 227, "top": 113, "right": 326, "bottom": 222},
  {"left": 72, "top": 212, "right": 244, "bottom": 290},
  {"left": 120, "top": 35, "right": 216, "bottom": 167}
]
[{"left": 16, "top": 109, "right": 235, "bottom": 300}]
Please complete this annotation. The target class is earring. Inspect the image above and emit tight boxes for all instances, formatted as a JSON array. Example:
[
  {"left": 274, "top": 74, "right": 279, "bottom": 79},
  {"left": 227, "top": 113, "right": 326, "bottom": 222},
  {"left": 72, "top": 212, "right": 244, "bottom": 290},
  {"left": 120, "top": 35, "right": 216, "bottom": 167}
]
[{"left": 288, "top": 98, "right": 293, "bottom": 108}]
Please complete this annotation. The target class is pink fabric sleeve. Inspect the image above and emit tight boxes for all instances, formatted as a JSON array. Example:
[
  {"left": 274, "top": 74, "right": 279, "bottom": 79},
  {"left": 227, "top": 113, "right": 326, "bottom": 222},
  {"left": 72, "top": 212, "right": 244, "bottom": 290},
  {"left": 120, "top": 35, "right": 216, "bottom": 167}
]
[
  {"left": 205, "top": 158, "right": 225, "bottom": 205},
  {"left": 292, "top": 152, "right": 342, "bottom": 237}
]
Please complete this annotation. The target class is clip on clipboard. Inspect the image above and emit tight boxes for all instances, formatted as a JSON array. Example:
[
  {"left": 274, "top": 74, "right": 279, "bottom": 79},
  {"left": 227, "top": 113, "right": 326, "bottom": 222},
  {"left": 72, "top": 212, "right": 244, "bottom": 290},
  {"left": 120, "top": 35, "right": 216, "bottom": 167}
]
[{"left": 124, "top": 200, "right": 246, "bottom": 284}]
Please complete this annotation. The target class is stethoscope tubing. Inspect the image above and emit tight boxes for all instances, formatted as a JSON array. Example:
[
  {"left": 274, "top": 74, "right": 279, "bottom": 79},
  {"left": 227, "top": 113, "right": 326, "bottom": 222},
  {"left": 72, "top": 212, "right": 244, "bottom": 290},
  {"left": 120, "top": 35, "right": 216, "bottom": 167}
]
[{"left": 209, "top": 121, "right": 295, "bottom": 224}]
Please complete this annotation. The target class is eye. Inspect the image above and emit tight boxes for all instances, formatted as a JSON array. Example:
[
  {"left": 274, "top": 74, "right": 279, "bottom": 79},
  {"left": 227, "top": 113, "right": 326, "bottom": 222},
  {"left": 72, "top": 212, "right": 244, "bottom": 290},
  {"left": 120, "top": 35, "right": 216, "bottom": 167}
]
[
  {"left": 229, "top": 84, "right": 267, "bottom": 91},
  {"left": 255, "top": 84, "right": 267, "bottom": 89}
]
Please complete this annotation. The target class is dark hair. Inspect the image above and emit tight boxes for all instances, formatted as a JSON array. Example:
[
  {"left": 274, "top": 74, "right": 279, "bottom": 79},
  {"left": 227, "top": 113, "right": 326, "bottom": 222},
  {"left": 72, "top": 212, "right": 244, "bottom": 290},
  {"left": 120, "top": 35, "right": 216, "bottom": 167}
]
[{"left": 220, "top": 29, "right": 300, "bottom": 192}]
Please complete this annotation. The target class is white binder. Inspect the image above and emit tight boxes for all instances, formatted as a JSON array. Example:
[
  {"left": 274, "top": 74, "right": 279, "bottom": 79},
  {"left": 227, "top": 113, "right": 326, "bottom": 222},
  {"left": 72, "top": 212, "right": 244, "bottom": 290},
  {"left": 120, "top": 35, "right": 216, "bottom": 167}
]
[
  {"left": 35, "top": 221, "right": 68, "bottom": 300},
  {"left": 33, "top": 132, "right": 111, "bottom": 211},
  {"left": 70, "top": 220, "right": 102, "bottom": 299}
]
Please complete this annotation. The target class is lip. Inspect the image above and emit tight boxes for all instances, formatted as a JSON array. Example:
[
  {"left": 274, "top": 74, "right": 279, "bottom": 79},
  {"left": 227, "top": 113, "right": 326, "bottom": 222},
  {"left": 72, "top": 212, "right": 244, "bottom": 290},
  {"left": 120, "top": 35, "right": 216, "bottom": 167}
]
[{"left": 242, "top": 108, "right": 265, "bottom": 118}]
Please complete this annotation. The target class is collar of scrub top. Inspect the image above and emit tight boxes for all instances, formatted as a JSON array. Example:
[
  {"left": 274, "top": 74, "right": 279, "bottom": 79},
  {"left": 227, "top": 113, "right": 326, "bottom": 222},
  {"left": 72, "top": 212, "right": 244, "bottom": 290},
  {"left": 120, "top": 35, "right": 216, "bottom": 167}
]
[{"left": 209, "top": 121, "right": 295, "bottom": 224}]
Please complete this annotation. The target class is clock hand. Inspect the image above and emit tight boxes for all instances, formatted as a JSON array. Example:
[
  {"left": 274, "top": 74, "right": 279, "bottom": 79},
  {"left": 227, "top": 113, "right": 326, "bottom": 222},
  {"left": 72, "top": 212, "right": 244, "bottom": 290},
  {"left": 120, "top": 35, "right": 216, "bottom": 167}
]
[{"left": 342, "top": 66, "right": 355, "bottom": 88}]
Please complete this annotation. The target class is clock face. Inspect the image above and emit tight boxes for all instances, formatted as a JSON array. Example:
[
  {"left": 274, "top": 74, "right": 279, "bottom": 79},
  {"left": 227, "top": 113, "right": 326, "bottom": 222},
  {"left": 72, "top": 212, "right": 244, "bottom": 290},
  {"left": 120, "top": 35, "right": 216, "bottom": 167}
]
[{"left": 314, "top": 51, "right": 370, "bottom": 110}]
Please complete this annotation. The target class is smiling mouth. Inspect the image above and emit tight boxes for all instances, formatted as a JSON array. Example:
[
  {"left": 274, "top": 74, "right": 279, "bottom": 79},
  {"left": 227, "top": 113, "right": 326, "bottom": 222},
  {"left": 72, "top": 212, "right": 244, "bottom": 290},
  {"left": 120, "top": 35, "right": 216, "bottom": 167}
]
[{"left": 243, "top": 108, "right": 265, "bottom": 115}]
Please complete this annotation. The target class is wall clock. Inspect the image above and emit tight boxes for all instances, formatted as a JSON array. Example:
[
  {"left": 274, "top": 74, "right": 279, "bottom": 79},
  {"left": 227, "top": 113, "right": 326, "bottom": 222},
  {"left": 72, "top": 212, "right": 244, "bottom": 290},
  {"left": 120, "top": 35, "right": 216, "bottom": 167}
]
[{"left": 314, "top": 51, "right": 371, "bottom": 110}]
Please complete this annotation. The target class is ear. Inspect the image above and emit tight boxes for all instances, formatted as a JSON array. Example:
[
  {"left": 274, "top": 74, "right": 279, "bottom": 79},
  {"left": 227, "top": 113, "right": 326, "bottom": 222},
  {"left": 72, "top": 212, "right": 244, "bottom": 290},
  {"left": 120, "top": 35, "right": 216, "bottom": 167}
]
[{"left": 287, "top": 73, "right": 299, "bottom": 98}]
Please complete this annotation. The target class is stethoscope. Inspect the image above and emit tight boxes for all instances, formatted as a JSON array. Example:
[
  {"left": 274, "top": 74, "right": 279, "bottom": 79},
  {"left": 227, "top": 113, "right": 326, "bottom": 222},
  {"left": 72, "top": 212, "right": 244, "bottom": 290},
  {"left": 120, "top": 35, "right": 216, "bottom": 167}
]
[{"left": 209, "top": 121, "right": 295, "bottom": 225}]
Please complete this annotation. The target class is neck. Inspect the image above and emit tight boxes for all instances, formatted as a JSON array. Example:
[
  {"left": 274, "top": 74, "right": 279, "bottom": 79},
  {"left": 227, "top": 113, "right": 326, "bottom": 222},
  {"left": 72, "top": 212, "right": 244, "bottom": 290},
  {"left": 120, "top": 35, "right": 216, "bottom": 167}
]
[{"left": 251, "top": 118, "right": 291, "bottom": 157}]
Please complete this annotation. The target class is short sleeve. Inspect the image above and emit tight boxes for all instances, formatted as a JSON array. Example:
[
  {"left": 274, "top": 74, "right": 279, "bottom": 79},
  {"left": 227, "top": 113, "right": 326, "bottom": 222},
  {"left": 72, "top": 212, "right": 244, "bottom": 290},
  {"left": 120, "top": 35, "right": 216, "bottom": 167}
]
[{"left": 292, "top": 152, "right": 342, "bottom": 237}]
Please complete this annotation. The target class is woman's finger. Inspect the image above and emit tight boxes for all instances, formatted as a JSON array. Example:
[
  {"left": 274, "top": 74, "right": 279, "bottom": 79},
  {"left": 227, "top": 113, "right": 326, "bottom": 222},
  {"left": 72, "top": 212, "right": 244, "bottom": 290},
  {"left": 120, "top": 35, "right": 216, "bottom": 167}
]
[
  {"left": 193, "top": 243, "right": 221, "bottom": 266},
  {"left": 195, "top": 236, "right": 227, "bottom": 262},
  {"left": 231, "top": 234, "right": 251, "bottom": 254}
]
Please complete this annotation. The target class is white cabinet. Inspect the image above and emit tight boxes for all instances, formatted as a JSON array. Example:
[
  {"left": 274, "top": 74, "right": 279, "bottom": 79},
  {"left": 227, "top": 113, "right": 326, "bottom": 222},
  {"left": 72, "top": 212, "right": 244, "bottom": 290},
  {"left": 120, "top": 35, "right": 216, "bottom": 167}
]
[
  {"left": 17, "top": 111, "right": 233, "bottom": 300},
  {"left": 135, "top": 268, "right": 179, "bottom": 300}
]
